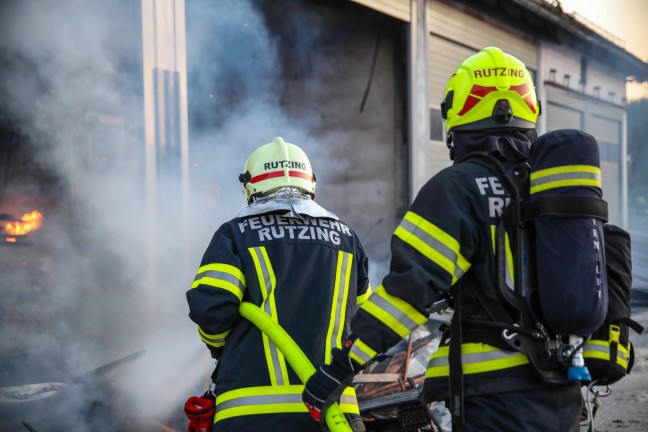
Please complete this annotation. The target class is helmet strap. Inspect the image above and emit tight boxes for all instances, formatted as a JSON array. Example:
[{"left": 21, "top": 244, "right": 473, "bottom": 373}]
[
  {"left": 446, "top": 131, "right": 455, "bottom": 160},
  {"left": 248, "top": 191, "right": 263, "bottom": 204}
]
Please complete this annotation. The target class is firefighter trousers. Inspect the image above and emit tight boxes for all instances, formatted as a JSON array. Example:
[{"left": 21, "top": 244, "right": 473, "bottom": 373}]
[{"left": 454, "top": 383, "right": 582, "bottom": 432}]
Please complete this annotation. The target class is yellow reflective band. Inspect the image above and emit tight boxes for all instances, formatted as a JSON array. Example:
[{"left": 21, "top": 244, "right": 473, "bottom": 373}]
[
  {"left": 490, "top": 225, "right": 496, "bottom": 254},
  {"left": 361, "top": 285, "right": 428, "bottom": 339},
  {"left": 349, "top": 337, "right": 378, "bottom": 366},
  {"left": 395, "top": 211, "right": 470, "bottom": 285},
  {"left": 504, "top": 231, "right": 514, "bottom": 290},
  {"left": 249, "top": 247, "right": 289, "bottom": 386},
  {"left": 192, "top": 263, "right": 246, "bottom": 301},
  {"left": 325, "top": 251, "right": 353, "bottom": 364},
  {"left": 215, "top": 402, "right": 304, "bottom": 421},
  {"left": 530, "top": 165, "right": 602, "bottom": 194},
  {"left": 357, "top": 284, "right": 373, "bottom": 306},
  {"left": 215, "top": 385, "right": 307, "bottom": 422},
  {"left": 425, "top": 343, "right": 530, "bottom": 378},
  {"left": 217, "top": 384, "right": 303, "bottom": 402},
  {"left": 214, "top": 386, "right": 359, "bottom": 422},
  {"left": 583, "top": 340, "right": 630, "bottom": 369},
  {"left": 339, "top": 387, "right": 359, "bottom": 414},
  {"left": 216, "top": 385, "right": 358, "bottom": 403},
  {"left": 198, "top": 326, "right": 230, "bottom": 348}
]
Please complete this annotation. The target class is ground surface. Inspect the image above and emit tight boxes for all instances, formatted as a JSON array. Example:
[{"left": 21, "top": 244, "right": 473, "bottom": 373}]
[{"left": 585, "top": 308, "right": 648, "bottom": 432}]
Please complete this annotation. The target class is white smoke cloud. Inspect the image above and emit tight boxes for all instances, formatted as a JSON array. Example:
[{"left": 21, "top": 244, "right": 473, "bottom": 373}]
[{"left": 0, "top": 0, "right": 329, "bottom": 429}]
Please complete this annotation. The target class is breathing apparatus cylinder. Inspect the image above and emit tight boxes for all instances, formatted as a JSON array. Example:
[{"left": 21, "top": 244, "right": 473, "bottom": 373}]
[
  {"left": 529, "top": 130, "right": 609, "bottom": 381},
  {"left": 530, "top": 129, "right": 608, "bottom": 337}
]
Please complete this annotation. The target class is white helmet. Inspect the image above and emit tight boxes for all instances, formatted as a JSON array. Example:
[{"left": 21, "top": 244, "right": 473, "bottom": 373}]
[{"left": 239, "top": 137, "right": 316, "bottom": 203}]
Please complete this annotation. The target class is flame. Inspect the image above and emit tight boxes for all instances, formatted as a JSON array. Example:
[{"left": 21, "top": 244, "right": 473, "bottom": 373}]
[{"left": 3, "top": 210, "right": 43, "bottom": 237}]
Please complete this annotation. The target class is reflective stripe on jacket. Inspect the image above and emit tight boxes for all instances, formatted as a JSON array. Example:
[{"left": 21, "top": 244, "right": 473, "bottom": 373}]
[
  {"left": 214, "top": 385, "right": 359, "bottom": 424},
  {"left": 350, "top": 163, "right": 491, "bottom": 358},
  {"left": 425, "top": 343, "right": 529, "bottom": 378}
]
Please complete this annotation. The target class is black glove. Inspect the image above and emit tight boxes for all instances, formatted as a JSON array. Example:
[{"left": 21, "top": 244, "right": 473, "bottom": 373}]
[{"left": 302, "top": 345, "right": 359, "bottom": 423}]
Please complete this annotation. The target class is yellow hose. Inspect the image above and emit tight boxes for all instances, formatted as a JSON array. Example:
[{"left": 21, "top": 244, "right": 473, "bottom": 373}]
[{"left": 238, "top": 302, "right": 353, "bottom": 432}]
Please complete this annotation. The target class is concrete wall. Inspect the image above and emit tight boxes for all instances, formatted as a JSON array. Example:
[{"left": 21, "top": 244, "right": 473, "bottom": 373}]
[{"left": 262, "top": 1, "right": 410, "bottom": 273}]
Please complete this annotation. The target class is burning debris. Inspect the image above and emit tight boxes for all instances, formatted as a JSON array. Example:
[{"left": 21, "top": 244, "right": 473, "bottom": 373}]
[{"left": 1, "top": 210, "right": 43, "bottom": 245}]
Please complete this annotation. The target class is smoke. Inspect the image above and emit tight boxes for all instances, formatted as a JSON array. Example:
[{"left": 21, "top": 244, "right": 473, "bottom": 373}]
[
  {"left": 184, "top": 0, "right": 325, "bottom": 235},
  {"left": 0, "top": 0, "right": 328, "bottom": 429}
]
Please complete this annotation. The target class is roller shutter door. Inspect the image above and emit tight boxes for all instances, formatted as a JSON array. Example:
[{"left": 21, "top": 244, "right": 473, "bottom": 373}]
[
  {"left": 544, "top": 85, "right": 623, "bottom": 223},
  {"left": 428, "top": 0, "right": 538, "bottom": 98},
  {"left": 546, "top": 102, "right": 583, "bottom": 130},
  {"left": 350, "top": 0, "right": 410, "bottom": 22}
]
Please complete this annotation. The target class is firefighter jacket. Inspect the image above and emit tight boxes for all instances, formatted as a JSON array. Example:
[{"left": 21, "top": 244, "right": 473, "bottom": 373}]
[
  {"left": 347, "top": 133, "right": 549, "bottom": 401},
  {"left": 186, "top": 192, "right": 371, "bottom": 432}
]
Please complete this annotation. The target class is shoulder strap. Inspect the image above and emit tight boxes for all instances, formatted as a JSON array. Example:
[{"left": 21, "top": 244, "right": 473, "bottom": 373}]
[
  {"left": 449, "top": 287, "right": 465, "bottom": 428},
  {"left": 465, "top": 153, "right": 529, "bottom": 202},
  {"left": 621, "top": 317, "right": 645, "bottom": 335},
  {"left": 462, "top": 153, "right": 571, "bottom": 384}
]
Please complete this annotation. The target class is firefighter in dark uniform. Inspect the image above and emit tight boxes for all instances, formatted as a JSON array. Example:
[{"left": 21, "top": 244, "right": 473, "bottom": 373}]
[
  {"left": 187, "top": 137, "right": 370, "bottom": 432},
  {"left": 303, "top": 47, "right": 583, "bottom": 431}
]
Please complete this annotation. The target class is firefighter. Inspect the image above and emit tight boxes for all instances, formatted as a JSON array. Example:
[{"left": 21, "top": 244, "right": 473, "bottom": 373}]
[
  {"left": 186, "top": 137, "right": 370, "bottom": 432},
  {"left": 302, "top": 47, "right": 583, "bottom": 431}
]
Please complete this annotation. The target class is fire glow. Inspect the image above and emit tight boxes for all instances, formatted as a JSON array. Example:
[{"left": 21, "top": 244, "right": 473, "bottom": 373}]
[{"left": 3, "top": 210, "right": 43, "bottom": 242}]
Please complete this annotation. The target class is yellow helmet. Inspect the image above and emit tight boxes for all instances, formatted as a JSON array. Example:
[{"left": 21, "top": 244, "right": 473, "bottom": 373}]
[
  {"left": 441, "top": 47, "right": 540, "bottom": 136},
  {"left": 239, "top": 137, "right": 316, "bottom": 203}
]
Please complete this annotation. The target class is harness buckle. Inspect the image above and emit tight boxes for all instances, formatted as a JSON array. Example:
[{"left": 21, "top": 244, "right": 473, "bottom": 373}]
[
  {"left": 590, "top": 383, "right": 612, "bottom": 398},
  {"left": 202, "top": 381, "right": 217, "bottom": 400}
]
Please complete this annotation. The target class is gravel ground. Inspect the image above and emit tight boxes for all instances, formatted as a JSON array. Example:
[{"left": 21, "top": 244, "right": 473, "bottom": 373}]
[{"left": 583, "top": 308, "right": 648, "bottom": 432}]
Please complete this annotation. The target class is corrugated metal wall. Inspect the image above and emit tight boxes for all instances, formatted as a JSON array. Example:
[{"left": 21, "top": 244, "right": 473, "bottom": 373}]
[
  {"left": 350, "top": 0, "right": 411, "bottom": 22},
  {"left": 428, "top": 0, "right": 537, "bottom": 102},
  {"left": 541, "top": 42, "right": 626, "bottom": 225}
]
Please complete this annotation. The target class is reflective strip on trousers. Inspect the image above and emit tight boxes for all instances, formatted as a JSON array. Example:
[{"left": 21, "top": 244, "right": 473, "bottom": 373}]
[
  {"left": 214, "top": 385, "right": 359, "bottom": 423},
  {"left": 425, "top": 343, "right": 530, "bottom": 377},
  {"left": 249, "top": 246, "right": 289, "bottom": 386}
]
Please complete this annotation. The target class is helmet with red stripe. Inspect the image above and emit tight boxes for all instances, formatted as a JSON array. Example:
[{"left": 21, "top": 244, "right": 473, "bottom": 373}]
[
  {"left": 441, "top": 47, "right": 540, "bottom": 140},
  {"left": 239, "top": 137, "right": 316, "bottom": 203}
]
